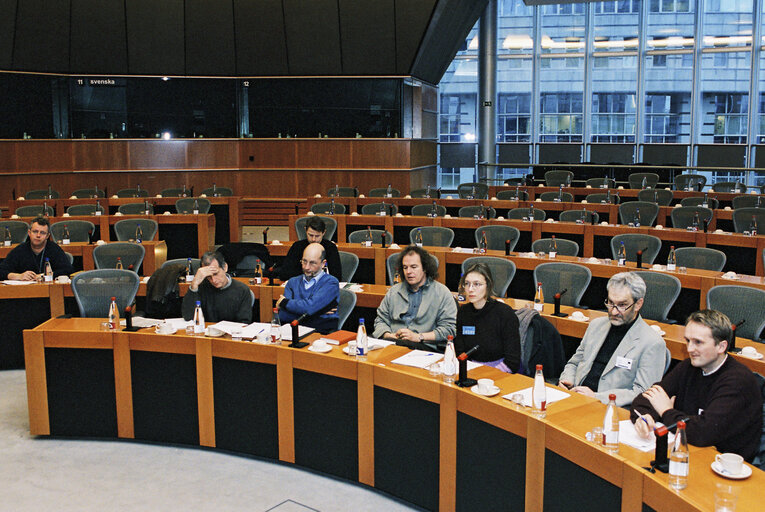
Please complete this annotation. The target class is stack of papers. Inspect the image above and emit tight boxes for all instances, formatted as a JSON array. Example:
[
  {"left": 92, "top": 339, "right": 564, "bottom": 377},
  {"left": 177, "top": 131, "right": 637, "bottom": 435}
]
[
  {"left": 119, "top": 316, "right": 162, "bottom": 328},
  {"left": 2, "top": 280, "right": 36, "bottom": 285},
  {"left": 391, "top": 350, "right": 444, "bottom": 369},
  {"left": 209, "top": 321, "right": 315, "bottom": 341},
  {"left": 618, "top": 420, "right": 675, "bottom": 452}
]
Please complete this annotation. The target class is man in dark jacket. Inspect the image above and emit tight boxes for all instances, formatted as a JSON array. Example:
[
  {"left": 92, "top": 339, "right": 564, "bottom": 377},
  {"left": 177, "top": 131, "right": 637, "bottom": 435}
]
[
  {"left": 0, "top": 216, "right": 74, "bottom": 280},
  {"left": 182, "top": 251, "right": 253, "bottom": 323},
  {"left": 278, "top": 216, "right": 342, "bottom": 282}
]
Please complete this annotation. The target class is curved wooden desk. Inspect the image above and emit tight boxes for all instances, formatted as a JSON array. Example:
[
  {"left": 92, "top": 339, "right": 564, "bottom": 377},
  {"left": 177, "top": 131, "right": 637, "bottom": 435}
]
[{"left": 24, "top": 319, "right": 764, "bottom": 512}]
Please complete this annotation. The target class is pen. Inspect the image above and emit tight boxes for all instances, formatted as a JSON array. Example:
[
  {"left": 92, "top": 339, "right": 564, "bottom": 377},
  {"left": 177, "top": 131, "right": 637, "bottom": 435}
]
[{"left": 638, "top": 414, "right": 651, "bottom": 429}]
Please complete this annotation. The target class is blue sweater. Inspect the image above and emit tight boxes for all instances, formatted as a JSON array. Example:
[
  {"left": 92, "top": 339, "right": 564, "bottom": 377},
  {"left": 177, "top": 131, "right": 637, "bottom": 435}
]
[{"left": 280, "top": 272, "right": 340, "bottom": 334}]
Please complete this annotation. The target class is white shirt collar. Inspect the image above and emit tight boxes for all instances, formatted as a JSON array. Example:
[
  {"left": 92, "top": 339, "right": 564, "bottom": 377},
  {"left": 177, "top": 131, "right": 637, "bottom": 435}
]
[{"left": 702, "top": 354, "right": 727, "bottom": 377}]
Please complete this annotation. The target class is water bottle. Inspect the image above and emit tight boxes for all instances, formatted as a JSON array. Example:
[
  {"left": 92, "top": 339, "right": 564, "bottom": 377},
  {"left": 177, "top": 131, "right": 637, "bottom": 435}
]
[
  {"left": 617, "top": 242, "right": 627, "bottom": 266},
  {"left": 667, "top": 246, "right": 677, "bottom": 271},
  {"left": 135, "top": 224, "right": 143, "bottom": 243},
  {"left": 515, "top": 184, "right": 521, "bottom": 199},
  {"left": 549, "top": 235, "right": 557, "bottom": 258},
  {"left": 534, "top": 281, "right": 544, "bottom": 312},
  {"left": 43, "top": 258, "right": 53, "bottom": 283},
  {"left": 136, "top": 183, "right": 141, "bottom": 197},
  {"left": 668, "top": 420, "right": 689, "bottom": 490},
  {"left": 144, "top": 200, "right": 151, "bottom": 216},
  {"left": 62, "top": 225, "right": 70, "bottom": 245},
  {"left": 557, "top": 184, "right": 563, "bottom": 202},
  {"left": 605, "top": 188, "right": 611, "bottom": 204},
  {"left": 363, "top": 226, "right": 373, "bottom": 247},
  {"left": 334, "top": 184, "right": 340, "bottom": 197},
  {"left": 602, "top": 175, "right": 609, "bottom": 189},
  {"left": 442, "top": 335, "right": 457, "bottom": 384},
  {"left": 254, "top": 262, "right": 262, "bottom": 284},
  {"left": 415, "top": 228, "right": 423, "bottom": 247},
  {"left": 691, "top": 211, "right": 699, "bottom": 231},
  {"left": 633, "top": 207, "right": 641, "bottom": 227},
  {"left": 116, "top": 257, "right": 123, "bottom": 270},
  {"left": 212, "top": 183, "right": 218, "bottom": 197},
  {"left": 378, "top": 201, "right": 387, "bottom": 216},
  {"left": 532, "top": 365, "right": 546, "bottom": 418},
  {"left": 182, "top": 184, "right": 188, "bottom": 197},
  {"left": 356, "top": 318, "right": 368, "bottom": 361},
  {"left": 4, "top": 227, "right": 11, "bottom": 247},
  {"left": 641, "top": 176, "right": 647, "bottom": 189},
  {"left": 193, "top": 300, "right": 205, "bottom": 334},
  {"left": 47, "top": 184, "right": 53, "bottom": 199},
  {"left": 429, "top": 200, "right": 438, "bottom": 217},
  {"left": 578, "top": 209, "right": 587, "bottom": 224},
  {"left": 186, "top": 258, "right": 194, "bottom": 282},
  {"left": 603, "top": 393, "right": 620, "bottom": 453},
  {"left": 193, "top": 199, "right": 199, "bottom": 214},
  {"left": 42, "top": 201, "right": 48, "bottom": 216},
  {"left": 270, "top": 308, "right": 282, "bottom": 345},
  {"left": 702, "top": 192, "right": 708, "bottom": 208},
  {"left": 478, "top": 232, "right": 487, "bottom": 254},
  {"left": 750, "top": 215, "right": 758, "bottom": 236},
  {"left": 528, "top": 205, "right": 534, "bottom": 222},
  {"left": 386, "top": 183, "right": 392, "bottom": 198},
  {"left": 329, "top": 197, "right": 336, "bottom": 215},
  {"left": 425, "top": 184, "right": 431, "bottom": 198},
  {"left": 95, "top": 199, "right": 102, "bottom": 215},
  {"left": 108, "top": 296, "right": 119, "bottom": 330}
]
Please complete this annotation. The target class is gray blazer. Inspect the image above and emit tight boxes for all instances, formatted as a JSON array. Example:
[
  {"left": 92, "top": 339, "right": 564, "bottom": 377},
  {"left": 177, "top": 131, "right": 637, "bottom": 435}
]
[
  {"left": 373, "top": 278, "right": 457, "bottom": 341},
  {"left": 559, "top": 316, "right": 667, "bottom": 406}
]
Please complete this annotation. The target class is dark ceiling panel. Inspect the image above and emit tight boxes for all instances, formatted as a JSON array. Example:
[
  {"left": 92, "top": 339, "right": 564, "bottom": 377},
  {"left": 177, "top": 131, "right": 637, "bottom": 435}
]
[
  {"left": 125, "top": 0, "right": 185, "bottom": 76},
  {"left": 233, "top": 0, "right": 288, "bottom": 76},
  {"left": 70, "top": 0, "right": 128, "bottom": 74},
  {"left": 395, "top": 0, "right": 437, "bottom": 75},
  {"left": 185, "top": 0, "right": 235, "bottom": 76},
  {"left": 338, "top": 0, "right": 396, "bottom": 75},
  {"left": 283, "top": 0, "right": 342, "bottom": 75},
  {"left": 0, "top": 0, "right": 17, "bottom": 69},
  {"left": 13, "top": 0, "right": 70, "bottom": 73},
  {"left": 410, "top": 0, "right": 487, "bottom": 84}
]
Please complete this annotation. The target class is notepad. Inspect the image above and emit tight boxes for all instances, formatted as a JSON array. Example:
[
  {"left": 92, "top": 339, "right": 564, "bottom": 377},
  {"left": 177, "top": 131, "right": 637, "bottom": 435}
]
[{"left": 391, "top": 350, "right": 444, "bottom": 369}]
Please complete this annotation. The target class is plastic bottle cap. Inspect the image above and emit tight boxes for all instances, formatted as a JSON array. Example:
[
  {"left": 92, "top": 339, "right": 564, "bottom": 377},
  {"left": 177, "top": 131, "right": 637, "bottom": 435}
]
[
  {"left": 195, "top": 301, "right": 201, "bottom": 306},
  {"left": 609, "top": 393, "right": 616, "bottom": 400},
  {"left": 536, "top": 364, "right": 543, "bottom": 370},
  {"left": 358, "top": 318, "right": 365, "bottom": 324},
  {"left": 677, "top": 420, "right": 685, "bottom": 428}
]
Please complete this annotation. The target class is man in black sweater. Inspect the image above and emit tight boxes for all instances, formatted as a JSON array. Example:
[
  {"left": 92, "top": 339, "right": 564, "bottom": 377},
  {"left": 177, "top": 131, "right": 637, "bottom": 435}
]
[
  {"left": 631, "top": 309, "right": 762, "bottom": 462},
  {"left": 0, "top": 216, "right": 74, "bottom": 280},
  {"left": 182, "top": 251, "right": 253, "bottom": 323},
  {"left": 278, "top": 216, "right": 342, "bottom": 282}
]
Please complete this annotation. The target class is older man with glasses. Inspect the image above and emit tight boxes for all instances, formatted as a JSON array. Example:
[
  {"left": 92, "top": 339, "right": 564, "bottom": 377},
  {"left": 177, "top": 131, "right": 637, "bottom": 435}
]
[
  {"left": 0, "top": 216, "right": 74, "bottom": 281},
  {"left": 558, "top": 272, "right": 667, "bottom": 406}
]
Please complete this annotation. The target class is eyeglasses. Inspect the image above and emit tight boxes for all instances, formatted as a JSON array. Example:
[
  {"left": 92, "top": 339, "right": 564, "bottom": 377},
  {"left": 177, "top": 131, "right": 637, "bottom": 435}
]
[
  {"left": 604, "top": 300, "right": 635, "bottom": 313},
  {"left": 300, "top": 259, "right": 322, "bottom": 267},
  {"left": 463, "top": 281, "right": 486, "bottom": 289},
  {"left": 29, "top": 229, "right": 49, "bottom": 236}
]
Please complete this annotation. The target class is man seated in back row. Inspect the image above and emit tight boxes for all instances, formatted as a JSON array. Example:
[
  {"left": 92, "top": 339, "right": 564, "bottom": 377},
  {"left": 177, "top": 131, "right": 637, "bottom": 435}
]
[
  {"left": 182, "top": 251, "right": 253, "bottom": 323},
  {"left": 277, "top": 242, "right": 339, "bottom": 334},
  {"left": 278, "top": 216, "right": 342, "bottom": 282},
  {"left": 631, "top": 309, "right": 762, "bottom": 462},
  {"left": 0, "top": 216, "right": 74, "bottom": 281}
]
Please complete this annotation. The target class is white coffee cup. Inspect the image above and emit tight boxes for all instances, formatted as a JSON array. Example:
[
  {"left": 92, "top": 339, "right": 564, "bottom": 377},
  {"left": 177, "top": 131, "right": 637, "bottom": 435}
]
[
  {"left": 477, "top": 378, "right": 494, "bottom": 394},
  {"left": 155, "top": 323, "right": 175, "bottom": 335},
  {"left": 741, "top": 346, "right": 758, "bottom": 357},
  {"left": 312, "top": 340, "right": 328, "bottom": 351},
  {"left": 716, "top": 453, "right": 743, "bottom": 475},
  {"left": 571, "top": 311, "right": 586, "bottom": 321},
  {"left": 206, "top": 326, "right": 224, "bottom": 337}
]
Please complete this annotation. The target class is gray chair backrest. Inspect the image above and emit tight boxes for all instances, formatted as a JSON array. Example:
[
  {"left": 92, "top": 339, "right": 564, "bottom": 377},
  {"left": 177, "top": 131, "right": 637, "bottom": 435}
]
[
  {"left": 116, "top": 188, "right": 150, "bottom": 198},
  {"left": 93, "top": 242, "right": 146, "bottom": 271},
  {"left": 707, "top": 285, "right": 765, "bottom": 341},
  {"left": 338, "top": 251, "right": 359, "bottom": 282},
  {"left": 118, "top": 202, "right": 154, "bottom": 215},
  {"left": 633, "top": 271, "right": 681, "bottom": 323},
  {"left": 409, "top": 226, "right": 454, "bottom": 247},
  {"left": 386, "top": 251, "right": 439, "bottom": 286},
  {"left": 16, "top": 205, "right": 54, "bottom": 217},
  {"left": 50, "top": 220, "right": 95, "bottom": 243},
  {"left": 63, "top": 252, "right": 74, "bottom": 265},
  {"left": 544, "top": 170, "right": 573, "bottom": 187},
  {"left": 327, "top": 186, "right": 358, "bottom": 197},
  {"left": 637, "top": 188, "right": 673, "bottom": 206},
  {"left": 70, "top": 269, "right": 140, "bottom": 318},
  {"left": 732, "top": 195, "right": 765, "bottom": 209},
  {"left": 712, "top": 181, "right": 747, "bottom": 193},
  {"left": 361, "top": 202, "right": 398, "bottom": 216},
  {"left": 337, "top": 288, "right": 357, "bottom": 330},
  {"left": 474, "top": 225, "right": 520, "bottom": 252},
  {"left": 539, "top": 191, "right": 574, "bottom": 203},
  {"left": 0, "top": 220, "right": 30, "bottom": 243},
  {"left": 458, "top": 182, "right": 489, "bottom": 199},
  {"left": 610, "top": 233, "right": 662, "bottom": 264},
  {"left": 461, "top": 256, "right": 516, "bottom": 297},
  {"left": 670, "top": 206, "right": 713, "bottom": 230},
  {"left": 66, "top": 204, "right": 105, "bottom": 216},
  {"left": 348, "top": 229, "right": 392, "bottom": 245},
  {"left": 618, "top": 201, "right": 659, "bottom": 226},
  {"left": 235, "top": 255, "right": 265, "bottom": 275},
  {"left": 161, "top": 258, "right": 202, "bottom": 274},
  {"left": 25, "top": 189, "right": 60, "bottom": 199},
  {"left": 295, "top": 216, "right": 337, "bottom": 241},
  {"left": 497, "top": 189, "right": 529, "bottom": 201},
  {"left": 504, "top": 177, "right": 526, "bottom": 186},
  {"left": 71, "top": 188, "right": 105, "bottom": 198},
  {"left": 533, "top": 262, "right": 591, "bottom": 308},
  {"left": 311, "top": 202, "right": 347, "bottom": 215},
  {"left": 200, "top": 186, "right": 233, "bottom": 197},
  {"left": 585, "top": 192, "right": 620, "bottom": 204},
  {"left": 411, "top": 203, "right": 446, "bottom": 217},
  {"left": 585, "top": 177, "right": 615, "bottom": 189},
  {"left": 628, "top": 172, "right": 660, "bottom": 189},
  {"left": 114, "top": 219, "right": 159, "bottom": 241},
  {"left": 732, "top": 207, "right": 765, "bottom": 233},
  {"left": 176, "top": 198, "right": 211, "bottom": 214},
  {"left": 673, "top": 174, "right": 706, "bottom": 191},
  {"left": 559, "top": 209, "right": 600, "bottom": 224},
  {"left": 410, "top": 187, "right": 438, "bottom": 198},
  {"left": 369, "top": 187, "right": 401, "bottom": 198},
  {"left": 674, "top": 247, "right": 726, "bottom": 272},
  {"left": 458, "top": 205, "right": 497, "bottom": 219},
  {"left": 680, "top": 196, "right": 719, "bottom": 209},
  {"left": 507, "top": 207, "right": 547, "bottom": 221},
  {"left": 161, "top": 188, "right": 191, "bottom": 197},
  {"left": 531, "top": 237, "right": 579, "bottom": 257}
]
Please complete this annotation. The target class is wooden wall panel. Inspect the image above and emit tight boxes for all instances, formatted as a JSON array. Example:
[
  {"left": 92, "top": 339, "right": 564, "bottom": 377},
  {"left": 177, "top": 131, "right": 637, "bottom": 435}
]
[
  {"left": 0, "top": 142, "right": 17, "bottom": 171},
  {"left": 350, "top": 140, "right": 409, "bottom": 169},
  {"left": 240, "top": 140, "right": 297, "bottom": 169},
  {"left": 186, "top": 140, "right": 239, "bottom": 169},
  {"left": 237, "top": 170, "right": 299, "bottom": 197},
  {"left": 72, "top": 141, "right": 130, "bottom": 170},
  {"left": 128, "top": 141, "right": 188, "bottom": 170},
  {"left": 294, "top": 140, "right": 353, "bottom": 169},
  {"left": 410, "top": 140, "right": 438, "bottom": 169},
  {"left": 15, "top": 141, "right": 73, "bottom": 171}
]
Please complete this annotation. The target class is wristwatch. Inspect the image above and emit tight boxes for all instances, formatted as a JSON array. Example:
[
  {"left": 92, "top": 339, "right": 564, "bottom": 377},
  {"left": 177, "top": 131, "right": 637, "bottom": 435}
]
[{"left": 418, "top": 333, "right": 424, "bottom": 342}]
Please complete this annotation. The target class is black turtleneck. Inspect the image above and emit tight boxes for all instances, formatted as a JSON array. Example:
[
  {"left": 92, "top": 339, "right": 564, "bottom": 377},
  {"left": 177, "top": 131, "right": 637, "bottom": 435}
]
[{"left": 581, "top": 317, "right": 637, "bottom": 391}]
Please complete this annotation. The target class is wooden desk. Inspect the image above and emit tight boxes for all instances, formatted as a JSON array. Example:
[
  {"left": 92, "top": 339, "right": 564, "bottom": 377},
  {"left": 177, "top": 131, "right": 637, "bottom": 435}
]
[{"left": 24, "top": 318, "right": 765, "bottom": 512}]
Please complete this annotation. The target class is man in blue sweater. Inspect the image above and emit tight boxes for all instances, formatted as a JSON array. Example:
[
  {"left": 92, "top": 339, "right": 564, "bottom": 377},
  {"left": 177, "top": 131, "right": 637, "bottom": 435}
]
[{"left": 277, "top": 242, "right": 339, "bottom": 334}]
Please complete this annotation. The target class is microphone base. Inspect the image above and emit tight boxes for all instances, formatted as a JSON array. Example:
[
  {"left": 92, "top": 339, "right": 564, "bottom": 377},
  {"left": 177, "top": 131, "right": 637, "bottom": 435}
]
[
  {"left": 289, "top": 341, "right": 309, "bottom": 349},
  {"left": 551, "top": 312, "right": 568, "bottom": 318},
  {"left": 122, "top": 326, "right": 142, "bottom": 332},
  {"left": 455, "top": 378, "right": 477, "bottom": 388},
  {"left": 649, "top": 460, "right": 669, "bottom": 473}
]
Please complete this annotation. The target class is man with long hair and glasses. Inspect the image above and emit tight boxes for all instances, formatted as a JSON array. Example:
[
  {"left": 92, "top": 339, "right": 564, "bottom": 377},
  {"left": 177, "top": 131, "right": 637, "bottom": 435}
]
[{"left": 558, "top": 272, "right": 667, "bottom": 406}]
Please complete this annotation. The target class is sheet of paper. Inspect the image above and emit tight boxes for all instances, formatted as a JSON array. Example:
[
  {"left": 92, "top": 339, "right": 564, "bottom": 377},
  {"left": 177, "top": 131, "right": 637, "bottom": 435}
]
[
  {"left": 119, "top": 316, "right": 162, "bottom": 328},
  {"left": 163, "top": 318, "right": 192, "bottom": 330},
  {"left": 2, "top": 280, "right": 36, "bottom": 285},
  {"left": 618, "top": 419, "right": 674, "bottom": 452},
  {"left": 210, "top": 321, "right": 249, "bottom": 335},
  {"left": 337, "top": 337, "right": 395, "bottom": 353},
  {"left": 391, "top": 350, "right": 444, "bottom": 369},
  {"left": 501, "top": 386, "right": 571, "bottom": 408},
  {"left": 280, "top": 324, "right": 315, "bottom": 341}
]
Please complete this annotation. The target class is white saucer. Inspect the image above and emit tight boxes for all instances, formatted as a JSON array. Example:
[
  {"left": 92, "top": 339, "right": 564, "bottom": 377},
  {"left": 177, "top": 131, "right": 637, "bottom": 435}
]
[
  {"left": 740, "top": 351, "right": 764, "bottom": 360},
  {"left": 205, "top": 330, "right": 224, "bottom": 337},
  {"left": 711, "top": 461, "right": 752, "bottom": 480},
  {"left": 309, "top": 344, "right": 332, "bottom": 353},
  {"left": 570, "top": 314, "right": 589, "bottom": 322},
  {"left": 155, "top": 328, "right": 177, "bottom": 335},
  {"left": 471, "top": 385, "right": 500, "bottom": 397}
]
